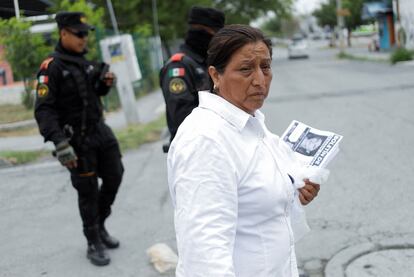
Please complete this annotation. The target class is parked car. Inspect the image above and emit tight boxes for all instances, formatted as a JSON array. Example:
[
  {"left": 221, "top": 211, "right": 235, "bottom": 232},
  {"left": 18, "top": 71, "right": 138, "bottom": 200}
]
[{"left": 288, "top": 36, "right": 309, "bottom": 59}]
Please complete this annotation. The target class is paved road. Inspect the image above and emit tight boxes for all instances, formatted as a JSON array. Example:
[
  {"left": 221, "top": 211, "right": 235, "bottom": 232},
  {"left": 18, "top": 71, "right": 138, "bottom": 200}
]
[
  {"left": 1, "top": 44, "right": 413, "bottom": 276},
  {"left": 270, "top": 44, "right": 414, "bottom": 275}
]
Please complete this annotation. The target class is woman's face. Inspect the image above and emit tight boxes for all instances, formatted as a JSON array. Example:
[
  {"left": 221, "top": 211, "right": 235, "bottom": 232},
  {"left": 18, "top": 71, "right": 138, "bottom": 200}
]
[{"left": 209, "top": 41, "right": 272, "bottom": 115}]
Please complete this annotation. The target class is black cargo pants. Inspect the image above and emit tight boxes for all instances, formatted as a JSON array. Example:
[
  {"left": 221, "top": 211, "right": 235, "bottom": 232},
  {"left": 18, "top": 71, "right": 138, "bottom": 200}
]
[{"left": 69, "top": 121, "right": 124, "bottom": 230}]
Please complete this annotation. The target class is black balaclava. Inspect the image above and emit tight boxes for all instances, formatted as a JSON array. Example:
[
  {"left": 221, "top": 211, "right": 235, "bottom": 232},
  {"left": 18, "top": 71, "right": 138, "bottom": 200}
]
[{"left": 185, "top": 28, "right": 214, "bottom": 59}]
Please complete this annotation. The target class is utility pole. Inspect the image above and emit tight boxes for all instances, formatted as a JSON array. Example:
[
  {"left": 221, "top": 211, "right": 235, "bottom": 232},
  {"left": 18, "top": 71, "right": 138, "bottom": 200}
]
[
  {"left": 13, "top": 0, "right": 20, "bottom": 19},
  {"left": 394, "top": 0, "right": 402, "bottom": 47},
  {"left": 395, "top": 0, "right": 400, "bottom": 22},
  {"left": 106, "top": 0, "right": 120, "bottom": 35},
  {"left": 151, "top": 0, "right": 164, "bottom": 69},
  {"left": 152, "top": 0, "right": 160, "bottom": 38},
  {"left": 336, "top": 0, "right": 345, "bottom": 52}
]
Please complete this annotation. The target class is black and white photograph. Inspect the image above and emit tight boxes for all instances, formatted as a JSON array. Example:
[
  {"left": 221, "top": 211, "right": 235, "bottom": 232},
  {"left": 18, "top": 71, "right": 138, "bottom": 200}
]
[{"left": 296, "top": 133, "right": 327, "bottom": 157}]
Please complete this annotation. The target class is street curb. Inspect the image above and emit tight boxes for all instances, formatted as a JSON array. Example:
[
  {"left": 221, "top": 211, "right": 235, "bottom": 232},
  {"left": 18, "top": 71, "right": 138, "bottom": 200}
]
[
  {"left": 324, "top": 238, "right": 414, "bottom": 277},
  {"left": 0, "top": 119, "right": 36, "bottom": 131},
  {"left": 395, "top": 60, "right": 414, "bottom": 67},
  {"left": 0, "top": 159, "right": 60, "bottom": 173}
]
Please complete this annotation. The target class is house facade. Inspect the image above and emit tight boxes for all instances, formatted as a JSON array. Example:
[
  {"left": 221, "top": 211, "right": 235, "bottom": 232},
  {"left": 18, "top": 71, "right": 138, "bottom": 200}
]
[
  {"left": 398, "top": 0, "right": 414, "bottom": 49},
  {"left": 0, "top": 46, "right": 14, "bottom": 86}
]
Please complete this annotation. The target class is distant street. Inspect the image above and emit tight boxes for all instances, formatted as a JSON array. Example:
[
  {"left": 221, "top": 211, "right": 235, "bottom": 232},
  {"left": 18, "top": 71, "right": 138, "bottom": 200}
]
[
  {"left": 1, "top": 42, "right": 413, "bottom": 276},
  {"left": 268, "top": 42, "right": 414, "bottom": 275}
]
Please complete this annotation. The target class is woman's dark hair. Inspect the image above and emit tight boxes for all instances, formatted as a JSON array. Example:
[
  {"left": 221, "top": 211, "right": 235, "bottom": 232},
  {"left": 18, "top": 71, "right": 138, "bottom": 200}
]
[{"left": 207, "top": 24, "right": 272, "bottom": 91}]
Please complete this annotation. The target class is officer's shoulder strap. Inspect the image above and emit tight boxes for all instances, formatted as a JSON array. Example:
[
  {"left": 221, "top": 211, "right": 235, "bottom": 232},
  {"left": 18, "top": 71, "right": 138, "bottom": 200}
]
[
  {"left": 39, "top": 57, "right": 54, "bottom": 71},
  {"left": 170, "top": 53, "right": 185, "bottom": 62},
  {"left": 166, "top": 52, "right": 198, "bottom": 69}
]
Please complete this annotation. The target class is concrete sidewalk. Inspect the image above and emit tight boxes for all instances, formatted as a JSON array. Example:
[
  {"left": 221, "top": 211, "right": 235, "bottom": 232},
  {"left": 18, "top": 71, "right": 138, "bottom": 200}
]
[
  {"left": 338, "top": 36, "right": 414, "bottom": 66},
  {"left": 0, "top": 89, "right": 165, "bottom": 152}
]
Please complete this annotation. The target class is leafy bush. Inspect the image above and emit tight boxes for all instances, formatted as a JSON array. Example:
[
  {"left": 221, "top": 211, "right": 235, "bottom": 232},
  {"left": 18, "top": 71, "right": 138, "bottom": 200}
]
[
  {"left": 390, "top": 47, "right": 413, "bottom": 64},
  {"left": 0, "top": 18, "right": 51, "bottom": 108}
]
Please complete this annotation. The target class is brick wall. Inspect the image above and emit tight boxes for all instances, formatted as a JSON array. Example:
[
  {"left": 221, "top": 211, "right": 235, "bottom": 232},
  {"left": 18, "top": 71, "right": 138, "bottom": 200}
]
[{"left": 0, "top": 45, "right": 15, "bottom": 86}]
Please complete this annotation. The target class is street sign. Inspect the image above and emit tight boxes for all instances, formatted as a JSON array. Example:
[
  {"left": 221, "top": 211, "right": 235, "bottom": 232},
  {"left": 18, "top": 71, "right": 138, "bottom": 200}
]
[
  {"left": 337, "top": 8, "right": 351, "bottom": 17},
  {"left": 100, "top": 34, "right": 141, "bottom": 124}
]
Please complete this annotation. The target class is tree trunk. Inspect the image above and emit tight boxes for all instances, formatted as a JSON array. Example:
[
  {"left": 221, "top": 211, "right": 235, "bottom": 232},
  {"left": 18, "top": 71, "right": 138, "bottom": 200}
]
[
  {"left": 347, "top": 28, "right": 352, "bottom": 47},
  {"left": 22, "top": 78, "right": 35, "bottom": 110}
]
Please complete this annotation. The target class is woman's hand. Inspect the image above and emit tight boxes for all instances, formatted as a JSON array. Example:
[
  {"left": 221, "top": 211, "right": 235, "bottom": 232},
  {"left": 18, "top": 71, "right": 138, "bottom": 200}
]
[{"left": 298, "top": 179, "right": 320, "bottom": 205}]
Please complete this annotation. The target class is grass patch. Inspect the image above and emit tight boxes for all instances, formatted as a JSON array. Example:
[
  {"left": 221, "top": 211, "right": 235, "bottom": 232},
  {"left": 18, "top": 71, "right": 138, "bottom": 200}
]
[
  {"left": 0, "top": 127, "right": 39, "bottom": 137},
  {"left": 390, "top": 47, "right": 414, "bottom": 64},
  {"left": 0, "top": 150, "right": 49, "bottom": 165},
  {"left": 337, "top": 51, "right": 388, "bottom": 63},
  {"left": 0, "top": 115, "right": 166, "bottom": 166},
  {"left": 0, "top": 104, "right": 34, "bottom": 124},
  {"left": 115, "top": 114, "right": 166, "bottom": 152}
]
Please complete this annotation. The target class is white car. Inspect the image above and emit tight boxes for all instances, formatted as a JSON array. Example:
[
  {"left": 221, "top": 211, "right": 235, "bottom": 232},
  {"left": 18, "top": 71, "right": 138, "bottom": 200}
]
[{"left": 288, "top": 37, "right": 309, "bottom": 59}]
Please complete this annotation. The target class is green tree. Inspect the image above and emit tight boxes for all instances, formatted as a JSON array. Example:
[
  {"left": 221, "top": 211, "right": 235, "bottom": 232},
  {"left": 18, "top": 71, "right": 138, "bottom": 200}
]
[
  {"left": 261, "top": 15, "right": 299, "bottom": 38},
  {"left": 313, "top": 0, "right": 373, "bottom": 46},
  {"left": 262, "top": 16, "right": 283, "bottom": 37},
  {"left": 49, "top": 0, "right": 105, "bottom": 60},
  {"left": 84, "top": 0, "right": 292, "bottom": 53},
  {"left": 343, "top": 0, "right": 369, "bottom": 46},
  {"left": 215, "top": 0, "right": 293, "bottom": 25},
  {"left": 0, "top": 18, "right": 51, "bottom": 108},
  {"left": 313, "top": 0, "right": 337, "bottom": 30},
  {"left": 87, "top": 0, "right": 212, "bottom": 55}
]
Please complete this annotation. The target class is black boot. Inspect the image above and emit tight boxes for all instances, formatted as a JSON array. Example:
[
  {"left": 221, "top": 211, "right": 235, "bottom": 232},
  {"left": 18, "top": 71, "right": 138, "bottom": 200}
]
[
  {"left": 84, "top": 226, "right": 110, "bottom": 266},
  {"left": 99, "top": 223, "right": 120, "bottom": 249}
]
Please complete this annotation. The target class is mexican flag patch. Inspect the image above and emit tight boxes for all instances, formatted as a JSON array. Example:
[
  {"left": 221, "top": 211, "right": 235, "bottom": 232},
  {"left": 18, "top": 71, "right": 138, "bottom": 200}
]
[
  {"left": 38, "top": 75, "right": 49, "bottom": 84},
  {"left": 168, "top": 68, "right": 185, "bottom": 77}
]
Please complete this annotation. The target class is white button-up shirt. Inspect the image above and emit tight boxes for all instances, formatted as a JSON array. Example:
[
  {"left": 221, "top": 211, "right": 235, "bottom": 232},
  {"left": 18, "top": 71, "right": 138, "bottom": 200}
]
[{"left": 168, "top": 91, "right": 301, "bottom": 277}]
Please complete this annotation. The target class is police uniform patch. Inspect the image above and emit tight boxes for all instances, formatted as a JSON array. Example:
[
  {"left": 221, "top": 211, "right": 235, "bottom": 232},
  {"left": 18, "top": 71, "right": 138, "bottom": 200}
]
[
  {"left": 169, "top": 78, "right": 186, "bottom": 94},
  {"left": 168, "top": 67, "right": 185, "bottom": 77},
  {"left": 38, "top": 75, "right": 48, "bottom": 84},
  {"left": 37, "top": 84, "right": 49, "bottom": 98}
]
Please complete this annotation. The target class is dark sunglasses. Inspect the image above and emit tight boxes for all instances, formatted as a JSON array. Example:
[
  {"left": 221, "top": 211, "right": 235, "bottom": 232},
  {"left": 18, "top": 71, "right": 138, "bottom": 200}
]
[{"left": 66, "top": 28, "right": 89, "bottom": 39}]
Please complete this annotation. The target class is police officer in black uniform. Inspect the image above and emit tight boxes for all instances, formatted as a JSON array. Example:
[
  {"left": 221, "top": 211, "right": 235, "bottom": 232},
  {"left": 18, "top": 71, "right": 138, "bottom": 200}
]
[
  {"left": 160, "top": 6, "right": 225, "bottom": 149},
  {"left": 34, "top": 12, "right": 123, "bottom": 266}
]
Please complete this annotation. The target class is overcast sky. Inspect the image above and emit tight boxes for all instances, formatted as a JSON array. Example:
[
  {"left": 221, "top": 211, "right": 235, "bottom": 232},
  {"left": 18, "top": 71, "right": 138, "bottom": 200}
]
[
  {"left": 294, "top": 0, "right": 327, "bottom": 14},
  {"left": 251, "top": 0, "right": 327, "bottom": 27}
]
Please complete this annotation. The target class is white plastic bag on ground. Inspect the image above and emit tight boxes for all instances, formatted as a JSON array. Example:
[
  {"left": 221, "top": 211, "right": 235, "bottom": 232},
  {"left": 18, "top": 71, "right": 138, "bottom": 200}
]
[{"left": 146, "top": 243, "right": 178, "bottom": 273}]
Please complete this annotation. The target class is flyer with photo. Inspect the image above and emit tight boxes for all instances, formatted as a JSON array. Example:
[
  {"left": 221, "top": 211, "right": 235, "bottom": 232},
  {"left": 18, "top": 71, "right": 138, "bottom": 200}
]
[{"left": 281, "top": 120, "right": 343, "bottom": 168}]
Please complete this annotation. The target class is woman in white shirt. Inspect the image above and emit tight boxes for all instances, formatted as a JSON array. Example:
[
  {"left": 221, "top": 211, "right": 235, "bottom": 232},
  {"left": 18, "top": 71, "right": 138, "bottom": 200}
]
[{"left": 167, "top": 24, "right": 320, "bottom": 277}]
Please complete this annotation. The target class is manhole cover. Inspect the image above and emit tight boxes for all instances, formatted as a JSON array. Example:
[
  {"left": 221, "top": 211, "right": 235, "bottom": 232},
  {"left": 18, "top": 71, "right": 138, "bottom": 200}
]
[
  {"left": 325, "top": 240, "right": 414, "bottom": 277},
  {"left": 346, "top": 249, "right": 414, "bottom": 277}
]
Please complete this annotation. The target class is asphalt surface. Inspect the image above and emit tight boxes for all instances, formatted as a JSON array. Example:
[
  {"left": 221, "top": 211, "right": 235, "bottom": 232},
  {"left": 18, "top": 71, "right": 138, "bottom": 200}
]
[
  {"left": 1, "top": 42, "right": 414, "bottom": 276},
  {"left": 270, "top": 42, "right": 414, "bottom": 276}
]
